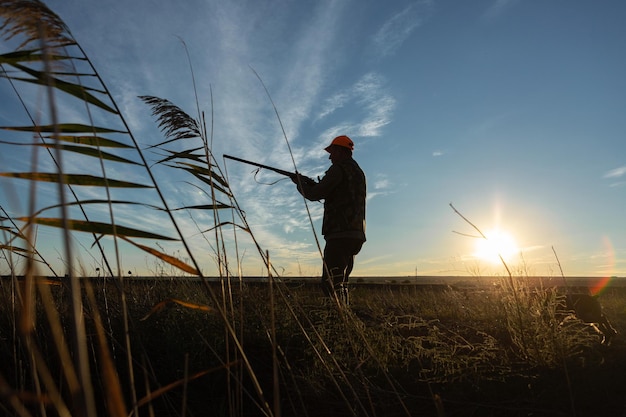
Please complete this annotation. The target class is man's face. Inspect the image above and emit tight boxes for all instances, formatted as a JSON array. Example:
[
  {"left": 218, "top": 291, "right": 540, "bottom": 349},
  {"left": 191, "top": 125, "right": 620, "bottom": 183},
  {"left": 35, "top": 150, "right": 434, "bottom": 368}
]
[{"left": 327, "top": 146, "right": 347, "bottom": 164}]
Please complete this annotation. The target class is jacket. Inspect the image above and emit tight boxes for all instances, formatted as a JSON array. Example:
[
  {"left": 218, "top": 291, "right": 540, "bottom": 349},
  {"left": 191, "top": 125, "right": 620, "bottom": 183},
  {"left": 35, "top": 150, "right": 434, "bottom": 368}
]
[{"left": 297, "top": 158, "right": 366, "bottom": 241}]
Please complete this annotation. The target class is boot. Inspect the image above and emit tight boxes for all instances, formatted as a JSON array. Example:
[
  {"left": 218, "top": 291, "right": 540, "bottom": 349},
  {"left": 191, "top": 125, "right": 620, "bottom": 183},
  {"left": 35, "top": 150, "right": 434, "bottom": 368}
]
[{"left": 338, "top": 283, "right": 349, "bottom": 307}]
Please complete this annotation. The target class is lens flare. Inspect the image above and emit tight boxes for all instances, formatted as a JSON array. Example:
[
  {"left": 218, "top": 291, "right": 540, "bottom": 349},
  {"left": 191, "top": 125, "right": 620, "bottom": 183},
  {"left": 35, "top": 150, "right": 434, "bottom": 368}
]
[{"left": 590, "top": 236, "right": 615, "bottom": 296}]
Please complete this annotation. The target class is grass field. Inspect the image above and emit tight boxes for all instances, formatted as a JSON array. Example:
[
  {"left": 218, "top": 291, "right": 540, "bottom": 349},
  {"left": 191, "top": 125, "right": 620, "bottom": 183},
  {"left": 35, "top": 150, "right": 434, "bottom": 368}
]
[
  {"left": 1, "top": 275, "right": 624, "bottom": 417},
  {"left": 1, "top": 4, "right": 624, "bottom": 416}
]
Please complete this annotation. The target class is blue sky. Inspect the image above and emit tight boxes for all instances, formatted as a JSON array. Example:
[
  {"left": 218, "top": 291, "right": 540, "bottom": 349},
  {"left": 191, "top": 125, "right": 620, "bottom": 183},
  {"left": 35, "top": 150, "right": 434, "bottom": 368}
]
[{"left": 1, "top": 0, "right": 625, "bottom": 278}]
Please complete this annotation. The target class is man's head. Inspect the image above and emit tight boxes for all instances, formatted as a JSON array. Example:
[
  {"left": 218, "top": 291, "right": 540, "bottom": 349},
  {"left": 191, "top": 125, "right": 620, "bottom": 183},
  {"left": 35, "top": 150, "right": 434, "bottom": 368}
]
[{"left": 325, "top": 135, "right": 354, "bottom": 164}]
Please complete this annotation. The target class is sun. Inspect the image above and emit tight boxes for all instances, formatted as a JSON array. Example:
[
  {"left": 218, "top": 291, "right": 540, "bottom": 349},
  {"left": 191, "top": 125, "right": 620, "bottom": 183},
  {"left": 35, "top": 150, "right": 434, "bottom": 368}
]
[{"left": 473, "top": 229, "right": 519, "bottom": 264}]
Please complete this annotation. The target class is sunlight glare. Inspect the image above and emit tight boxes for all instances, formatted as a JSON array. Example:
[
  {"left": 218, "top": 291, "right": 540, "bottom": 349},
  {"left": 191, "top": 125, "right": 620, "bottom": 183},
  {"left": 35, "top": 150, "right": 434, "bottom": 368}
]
[{"left": 474, "top": 229, "right": 519, "bottom": 264}]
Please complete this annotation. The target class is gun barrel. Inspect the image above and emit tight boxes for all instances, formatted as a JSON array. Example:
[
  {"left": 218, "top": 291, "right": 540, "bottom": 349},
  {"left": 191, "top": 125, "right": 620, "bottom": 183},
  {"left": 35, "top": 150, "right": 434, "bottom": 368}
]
[{"left": 223, "top": 154, "right": 295, "bottom": 178}]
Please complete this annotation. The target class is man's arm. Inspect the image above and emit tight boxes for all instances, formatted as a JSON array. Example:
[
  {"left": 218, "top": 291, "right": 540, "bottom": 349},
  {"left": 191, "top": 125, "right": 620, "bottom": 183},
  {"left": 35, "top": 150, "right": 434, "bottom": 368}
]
[{"left": 293, "top": 165, "right": 343, "bottom": 201}]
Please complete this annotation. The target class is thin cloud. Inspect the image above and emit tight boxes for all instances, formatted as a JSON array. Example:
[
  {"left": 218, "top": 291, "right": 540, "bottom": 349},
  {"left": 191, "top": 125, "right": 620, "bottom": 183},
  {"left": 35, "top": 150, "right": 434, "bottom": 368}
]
[
  {"left": 368, "top": 174, "right": 393, "bottom": 200},
  {"left": 357, "top": 96, "right": 395, "bottom": 137},
  {"left": 273, "top": 1, "right": 348, "bottom": 137},
  {"left": 316, "top": 92, "right": 350, "bottom": 121},
  {"left": 372, "top": 1, "right": 433, "bottom": 58},
  {"left": 603, "top": 166, "right": 626, "bottom": 179},
  {"left": 374, "top": 178, "right": 389, "bottom": 190},
  {"left": 603, "top": 166, "right": 626, "bottom": 187},
  {"left": 483, "top": 0, "right": 520, "bottom": 20},
  {"left": 315, "top": 72, "right": 396, "bottom": 139}
]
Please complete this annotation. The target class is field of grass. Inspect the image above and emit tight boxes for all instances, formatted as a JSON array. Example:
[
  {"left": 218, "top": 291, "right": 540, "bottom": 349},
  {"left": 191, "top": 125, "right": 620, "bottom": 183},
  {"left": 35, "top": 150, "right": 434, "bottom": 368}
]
[
  {"left": 1, "top": 275, "right": 624, "bottom": 417},
  {"left": 1, "top": 3, "right": 625, "bottom": 416}
]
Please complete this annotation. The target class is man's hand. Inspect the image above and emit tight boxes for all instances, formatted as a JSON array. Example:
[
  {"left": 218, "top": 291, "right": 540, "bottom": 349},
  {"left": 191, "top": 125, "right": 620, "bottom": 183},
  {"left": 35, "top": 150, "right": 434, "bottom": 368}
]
[{"left": 291, "top": 173, "right": 316, "bottom": 186}]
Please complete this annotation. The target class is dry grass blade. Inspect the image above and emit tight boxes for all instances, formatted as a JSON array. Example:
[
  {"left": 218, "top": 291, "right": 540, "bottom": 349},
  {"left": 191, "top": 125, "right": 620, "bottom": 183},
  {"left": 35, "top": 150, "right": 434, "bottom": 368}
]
[
  {"left": 174, "top": 161, "right": 229, "bottom": 189},
  {"left": 179, "top": 168, "right": 231, "bottom": 196},
  {"left": 27, "top": 199, "right": 164, "bottom": 219},
  {"left": 32, "top": 143, "right": 142, "bottom": 164},
  {"left": 134, "top": 362, "right": 239, "bottom": 410},
  {"left": 29, "top": 278, "right": 82, "bottom": 417},
  {"left": 15, "top": 217, "right": 176, "bottom": 241},
  {"left": 153, "top": 147, "right": 205, "bottom": 164},
  {"left": 84, "top": 281, "right": 127, "bottom": 417},
  {"left": 8, "top": 62, "right": 117, "bottom": 113},
  {"left": 0, "top": 123, "right": 127, "bottom": 134},
  {"left": 171, "top": 203, "right": 233, "bottom": 211},
  {"left": 1, "top": 172, "right": 151, "bottom": 188},
  {"left": 50, "top": 134, "right": 134, "bottom": 148},
  {"left": 121, "top": 237, "right": 200, "bottom": 275},
  {"left": 200, "top": 221, "right": 250, "bottom": 234},
  {"left": 140, "top": 298, "right": 214, "bottom": 321},
  {"left": 0, "top": 372, "right": 36, "bottom": 417},
  {"left": 0, "top": 244, "right": 30, "bottom": 255},
  {"left": 0, "top": 48, "right": 57, "bottom": 65}
]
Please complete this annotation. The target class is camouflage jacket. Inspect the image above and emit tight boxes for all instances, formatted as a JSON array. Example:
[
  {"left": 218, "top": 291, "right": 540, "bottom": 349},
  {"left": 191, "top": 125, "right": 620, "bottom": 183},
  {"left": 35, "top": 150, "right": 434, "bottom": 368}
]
[{"left": 297, "top": 158, "right": 366, "bottom": 241}]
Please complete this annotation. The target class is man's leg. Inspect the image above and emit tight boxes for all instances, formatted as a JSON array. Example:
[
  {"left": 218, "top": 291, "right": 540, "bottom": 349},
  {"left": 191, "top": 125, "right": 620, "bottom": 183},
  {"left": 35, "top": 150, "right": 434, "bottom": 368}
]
[
  {"left": 321, "top": 240, "right": 344, "bottom": 298},
  {"left": 321, "top": 239, "right": 363, "bottom": 304},
  {"left": 341, "top": 240, "right": 363, "bottom": 306}
]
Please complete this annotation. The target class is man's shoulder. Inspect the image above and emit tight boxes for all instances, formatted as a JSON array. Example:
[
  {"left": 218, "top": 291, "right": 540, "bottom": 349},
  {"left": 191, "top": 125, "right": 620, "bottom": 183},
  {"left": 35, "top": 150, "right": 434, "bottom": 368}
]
[
  {"left": 326, "top": 158, "right": 364, "bottom": 180},
  {"left": 325, "top": 163, "right": 343, "bottom": 176},
  {"left": 337, "top": 158, "right": 360, "bottom": 168},
  {"left": 341, "top": 158, "right": 365, "bottom": 177}
]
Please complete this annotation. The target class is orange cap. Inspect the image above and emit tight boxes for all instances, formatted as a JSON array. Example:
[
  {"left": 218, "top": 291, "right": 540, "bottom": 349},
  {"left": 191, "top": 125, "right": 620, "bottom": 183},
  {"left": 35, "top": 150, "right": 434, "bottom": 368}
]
[{"left": 325, "top": 135, "right": 354, "bottom": 152}]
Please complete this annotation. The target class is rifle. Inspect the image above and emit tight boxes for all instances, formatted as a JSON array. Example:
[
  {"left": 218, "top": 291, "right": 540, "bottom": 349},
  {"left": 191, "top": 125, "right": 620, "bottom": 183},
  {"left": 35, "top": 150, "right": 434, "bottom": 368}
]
[{"left": 224, "top": 154, "right": 315, "bottom": 184}]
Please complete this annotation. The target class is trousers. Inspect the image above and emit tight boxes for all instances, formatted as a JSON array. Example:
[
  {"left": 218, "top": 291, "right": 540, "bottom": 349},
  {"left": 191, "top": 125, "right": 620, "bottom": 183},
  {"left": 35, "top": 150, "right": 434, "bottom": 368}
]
[{"left": 320, "top": 238, "right": 364, "bottom": 301}]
